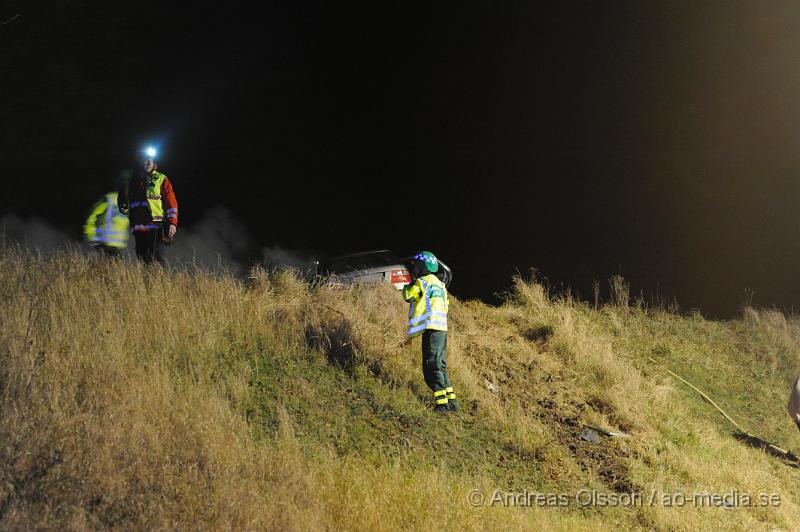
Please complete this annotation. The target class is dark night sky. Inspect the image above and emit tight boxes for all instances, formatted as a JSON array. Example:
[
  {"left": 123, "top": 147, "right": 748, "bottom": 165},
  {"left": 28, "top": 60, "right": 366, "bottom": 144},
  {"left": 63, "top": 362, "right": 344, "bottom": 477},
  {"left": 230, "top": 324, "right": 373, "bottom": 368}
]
[{"left": 3, "top": 1, "right": 800, "bottom": 317}]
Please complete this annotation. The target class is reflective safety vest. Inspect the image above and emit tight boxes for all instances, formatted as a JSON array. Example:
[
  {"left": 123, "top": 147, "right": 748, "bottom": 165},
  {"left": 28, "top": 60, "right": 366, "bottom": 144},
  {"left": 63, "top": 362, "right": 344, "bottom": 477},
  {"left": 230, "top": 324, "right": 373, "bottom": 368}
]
[
  {"left": 403, "top": 274, "right": 449, "bottom": 337},
  {"left": 83, "top": 192, "right": 130, "bottom": 249},
  {"left": 129, "top": 171, "right": 167, "bottom": 224}
]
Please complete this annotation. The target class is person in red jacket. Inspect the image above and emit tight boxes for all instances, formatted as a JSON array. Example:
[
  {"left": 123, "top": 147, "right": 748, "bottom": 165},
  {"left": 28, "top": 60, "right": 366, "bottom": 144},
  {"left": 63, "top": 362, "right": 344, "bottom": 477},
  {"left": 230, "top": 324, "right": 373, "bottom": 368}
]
[{"left": 118, "top": 147, "right": 179, "bottom": 264}]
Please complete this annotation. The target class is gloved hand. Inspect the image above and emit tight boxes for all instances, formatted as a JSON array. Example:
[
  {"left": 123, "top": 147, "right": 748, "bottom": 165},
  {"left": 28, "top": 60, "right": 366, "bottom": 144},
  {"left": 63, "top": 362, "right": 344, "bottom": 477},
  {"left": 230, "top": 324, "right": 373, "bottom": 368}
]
[{"left": 162, "top": 223, "right": 177, "bottom": 245}]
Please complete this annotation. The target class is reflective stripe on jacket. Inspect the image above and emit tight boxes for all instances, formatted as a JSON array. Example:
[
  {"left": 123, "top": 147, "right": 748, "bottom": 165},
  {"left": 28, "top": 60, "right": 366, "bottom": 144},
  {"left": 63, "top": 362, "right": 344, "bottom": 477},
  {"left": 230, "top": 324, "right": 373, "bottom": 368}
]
[
  {"left": 83, "top": 192, "right": 129, "bottom": 248},
  {"left": 402, "top": 274, "right": 448, "bottom": 337}
]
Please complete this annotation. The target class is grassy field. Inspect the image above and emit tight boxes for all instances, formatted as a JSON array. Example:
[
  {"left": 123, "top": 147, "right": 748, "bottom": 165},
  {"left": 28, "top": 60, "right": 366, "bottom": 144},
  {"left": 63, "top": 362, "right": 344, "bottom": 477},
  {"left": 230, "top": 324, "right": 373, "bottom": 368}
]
[{"left": 2, "top": 245, "right": 800, "bottom": 530}]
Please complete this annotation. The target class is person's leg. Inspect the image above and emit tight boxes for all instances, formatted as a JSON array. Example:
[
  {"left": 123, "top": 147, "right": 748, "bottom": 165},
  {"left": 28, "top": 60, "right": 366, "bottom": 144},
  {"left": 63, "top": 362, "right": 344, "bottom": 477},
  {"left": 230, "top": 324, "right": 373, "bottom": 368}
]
[
  {"left": 438, "top": 333, "right": 459, "bottom": 411},
  {"left": 133, "top": 231, "right": 147, "bottom": 262},
  {"left": 134, "top": 231, "right": 160, "bottom": 263},
  {"left": 150, "top": 228, "right": 165, "bottom": 264},
  {"left": 100, "top": 246, "right": 120, "bottom": 258},
  {"left": 423, "top": 330, "right": 449, "bottom": 412}
]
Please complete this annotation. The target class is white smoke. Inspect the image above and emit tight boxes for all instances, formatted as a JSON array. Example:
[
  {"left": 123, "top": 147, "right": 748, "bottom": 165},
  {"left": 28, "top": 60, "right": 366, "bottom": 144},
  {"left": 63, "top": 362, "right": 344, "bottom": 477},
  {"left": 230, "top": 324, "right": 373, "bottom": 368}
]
[
  {"left": 1, "top": 207, "right": 319, "bottom": 276},
  {"left": 0, "top": 213, "right": 76, "bottom": 252},
  {"left": 161, "top": 206, "right": 318, "bottom": 276},
  {"left": 261, "top": 244, "right": 317, "bottom": 276},
  {"left": 167, "top": 206, "right": 253, "bottom": 273}
]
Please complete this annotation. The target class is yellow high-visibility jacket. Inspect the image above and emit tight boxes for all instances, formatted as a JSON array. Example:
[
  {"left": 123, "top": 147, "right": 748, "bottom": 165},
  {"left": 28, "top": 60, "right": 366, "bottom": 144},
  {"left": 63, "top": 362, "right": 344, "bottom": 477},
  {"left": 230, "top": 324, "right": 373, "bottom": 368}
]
[
  {"left": 122, "top": 171, "right": 179, "bottom": 232},
  {"left": 402, "top": 273, "right": 448, "bottom": 337},
  {"left": 83, "top": 192, "right": 129, "bottom": 248}
]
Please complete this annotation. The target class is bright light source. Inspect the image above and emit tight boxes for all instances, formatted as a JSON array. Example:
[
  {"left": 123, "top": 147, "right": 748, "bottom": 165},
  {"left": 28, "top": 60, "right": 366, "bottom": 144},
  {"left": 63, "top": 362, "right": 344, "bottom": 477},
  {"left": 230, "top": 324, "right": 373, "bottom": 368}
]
[{"left": 144, "top": 146, "right": 157, "bottom": 158}]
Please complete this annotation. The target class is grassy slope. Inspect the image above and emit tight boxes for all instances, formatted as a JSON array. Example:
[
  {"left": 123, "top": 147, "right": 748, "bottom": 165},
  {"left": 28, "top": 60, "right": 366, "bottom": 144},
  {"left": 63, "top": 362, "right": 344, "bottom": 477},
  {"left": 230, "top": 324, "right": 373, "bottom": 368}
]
[{"left": 1, "top": 247, "right": 800, "bottom": 530}]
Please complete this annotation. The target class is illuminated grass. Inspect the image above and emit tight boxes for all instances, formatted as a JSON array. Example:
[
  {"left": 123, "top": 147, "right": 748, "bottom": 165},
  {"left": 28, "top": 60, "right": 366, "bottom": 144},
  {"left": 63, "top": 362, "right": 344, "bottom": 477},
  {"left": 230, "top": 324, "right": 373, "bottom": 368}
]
[{"left": 1, "top": 245, "right": 799, "bottom": 530}]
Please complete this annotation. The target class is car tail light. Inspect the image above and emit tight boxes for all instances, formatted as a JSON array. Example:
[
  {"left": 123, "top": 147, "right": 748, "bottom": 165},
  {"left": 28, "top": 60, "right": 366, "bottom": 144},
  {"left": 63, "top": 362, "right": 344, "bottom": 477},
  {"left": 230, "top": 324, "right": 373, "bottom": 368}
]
[{"left": 390, "top": 270, "right": 411, "bottom": 284}]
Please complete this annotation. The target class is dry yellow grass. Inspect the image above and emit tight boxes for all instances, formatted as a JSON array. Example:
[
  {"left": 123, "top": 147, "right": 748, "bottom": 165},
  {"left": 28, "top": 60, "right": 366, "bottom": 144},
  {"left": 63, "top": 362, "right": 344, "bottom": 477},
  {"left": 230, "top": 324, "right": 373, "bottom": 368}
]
[{"left": 2, "top": 246, "right": 800, "bottom": 530}]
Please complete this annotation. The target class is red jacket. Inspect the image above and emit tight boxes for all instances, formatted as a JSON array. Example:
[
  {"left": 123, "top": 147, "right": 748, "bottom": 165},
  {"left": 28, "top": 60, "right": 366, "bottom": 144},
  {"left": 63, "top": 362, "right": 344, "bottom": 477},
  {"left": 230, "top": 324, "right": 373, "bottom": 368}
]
[{"left": 122, "top": 170, "right": 179, "bottom": 231}]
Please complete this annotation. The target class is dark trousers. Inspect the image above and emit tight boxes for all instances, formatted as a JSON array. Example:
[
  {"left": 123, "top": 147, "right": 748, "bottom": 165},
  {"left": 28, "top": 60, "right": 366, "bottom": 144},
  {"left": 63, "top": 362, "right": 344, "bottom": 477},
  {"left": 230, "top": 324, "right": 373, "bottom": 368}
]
[
  {"left": 421, "top": 330, "right": 452, "bottom": 394},
  {"left": 134, "top": 229, "right": 165, "bottom": 264},
  {"left": 92, "top": 245, "right": 122, "bottom": 258}
]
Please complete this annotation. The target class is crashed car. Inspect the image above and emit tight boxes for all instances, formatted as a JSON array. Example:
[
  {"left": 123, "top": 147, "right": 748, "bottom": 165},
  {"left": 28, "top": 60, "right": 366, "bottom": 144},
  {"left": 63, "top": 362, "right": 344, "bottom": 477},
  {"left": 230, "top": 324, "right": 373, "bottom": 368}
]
[{"left": 315, "top": 249, "right": 452, "bottom": 290}]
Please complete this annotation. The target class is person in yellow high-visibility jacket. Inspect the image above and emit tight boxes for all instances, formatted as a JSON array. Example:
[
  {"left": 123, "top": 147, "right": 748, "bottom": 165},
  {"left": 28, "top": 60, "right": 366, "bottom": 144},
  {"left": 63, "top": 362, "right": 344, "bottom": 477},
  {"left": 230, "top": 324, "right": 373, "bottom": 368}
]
[
  {"left": 402, "top": 251, "right": 459, "bottom": 413},
  {"left": 83, "top": 191, "right": 129, "bottom": 257}
]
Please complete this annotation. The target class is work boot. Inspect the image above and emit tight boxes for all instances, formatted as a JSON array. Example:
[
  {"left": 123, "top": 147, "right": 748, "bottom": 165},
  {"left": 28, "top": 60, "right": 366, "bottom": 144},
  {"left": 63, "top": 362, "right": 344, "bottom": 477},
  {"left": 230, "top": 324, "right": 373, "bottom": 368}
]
[
  {"left": 433, "top": 389, "right": 448, "bottom": 412},
  {"left": 433, "top": 404, "right": 451, "bottom": 414},
  {"left": 445, "top": 387, "right": 459, "bottom": 411}
]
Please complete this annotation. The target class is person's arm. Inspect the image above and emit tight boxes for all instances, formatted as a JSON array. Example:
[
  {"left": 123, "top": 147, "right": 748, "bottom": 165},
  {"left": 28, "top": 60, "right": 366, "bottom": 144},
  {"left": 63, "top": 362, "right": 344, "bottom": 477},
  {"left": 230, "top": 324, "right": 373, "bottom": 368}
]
[
  {"left": 161, "top": 177, "right": 179, "bottom": 237},
  {"left": 402, "top": 280, "right": 422, "bottom": 302},
  {"left": 83, "top": 199, "right": 105, "bottom": 242},
  {"left": 117, "top": 171, "right": 131, "bottom": 214}
]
